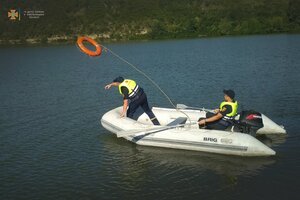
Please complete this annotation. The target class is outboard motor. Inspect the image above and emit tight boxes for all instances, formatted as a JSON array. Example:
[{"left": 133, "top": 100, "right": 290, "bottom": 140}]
[{"left": 235, "top": 110, "right": 264, "bottom": 135}]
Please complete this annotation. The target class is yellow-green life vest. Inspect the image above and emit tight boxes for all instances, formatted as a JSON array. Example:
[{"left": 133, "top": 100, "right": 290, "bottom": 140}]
[
  {"left": 219, "top": 101, "right": 238, "bottom": 117},
  {"left": 118, "top": 79, "right": 139, "bottom": 98}
]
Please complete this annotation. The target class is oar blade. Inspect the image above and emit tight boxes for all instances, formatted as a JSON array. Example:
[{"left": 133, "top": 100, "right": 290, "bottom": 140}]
[
  {"left": 176, "top": 104, "right": 188, "bottom": 109},
  {"left": 117, "top": 129, "right": 145, "bottom": 138},
  {"left": 177, "top": 103, "right": 215, "bottom": 113},
  {"left": 116, "top": 122, "right": 197, "bottom": 138},
  {"left": 116, "top": 126, "right": 164, "bottom": 138}
]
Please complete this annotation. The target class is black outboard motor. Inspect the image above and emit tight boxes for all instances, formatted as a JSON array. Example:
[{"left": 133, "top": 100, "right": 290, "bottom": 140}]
[{"left": 235, "top": 110, "right": 264, "bottom": 135}]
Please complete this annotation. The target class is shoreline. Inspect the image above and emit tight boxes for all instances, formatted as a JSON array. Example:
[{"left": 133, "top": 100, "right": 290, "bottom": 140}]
[{"left": 0, "top": 32, "right": 299, "bottom": 48}]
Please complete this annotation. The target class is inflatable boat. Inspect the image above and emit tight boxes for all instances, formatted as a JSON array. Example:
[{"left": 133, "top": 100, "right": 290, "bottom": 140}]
[{"left": 101, "top": 106, "right": 286, "bottom": 157}]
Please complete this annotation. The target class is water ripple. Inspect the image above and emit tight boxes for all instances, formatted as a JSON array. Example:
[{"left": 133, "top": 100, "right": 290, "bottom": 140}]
[{"left": 1, "top": 35, "right": 300, "bottom": 200}]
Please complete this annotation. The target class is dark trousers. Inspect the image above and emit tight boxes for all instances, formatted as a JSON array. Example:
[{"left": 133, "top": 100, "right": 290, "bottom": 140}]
[
  {"left": 127, "top": 91, "right": 160, "bottom": 125},
  {"left": 199, "top": 112, "right": 230, "bottom": 130}
]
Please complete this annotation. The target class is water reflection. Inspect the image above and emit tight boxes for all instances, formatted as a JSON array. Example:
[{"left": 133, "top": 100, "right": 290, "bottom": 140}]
[
  {"left": 135, "top": 146, "right": 276, "bottom": 177},
  {"left": 100, "top": 133, "right": 277, "bottom": 180},
  {"left": 256, "top": 134, "right": 287, "bottom": 148}
]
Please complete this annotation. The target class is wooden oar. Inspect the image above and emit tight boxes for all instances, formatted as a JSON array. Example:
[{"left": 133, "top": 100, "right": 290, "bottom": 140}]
[
  {"left": 176, "top": 104, "right": 215, "bottom": 113},
  {"left": 117, "top": 122, "right": 197, "bottom": 138}
]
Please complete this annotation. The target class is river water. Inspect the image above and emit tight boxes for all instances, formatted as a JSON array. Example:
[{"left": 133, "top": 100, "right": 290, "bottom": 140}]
[{"left": 1, "top": 34, "right": 300, "bottom": 200}]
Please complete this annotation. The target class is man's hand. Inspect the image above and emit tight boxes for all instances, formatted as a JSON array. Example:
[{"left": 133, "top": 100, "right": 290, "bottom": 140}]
[
  {"left": 104, "top": 84, "right": 111, "bottom": 90},
  {"left": 198, "top": 119, "right": 206, "bottom": 125},
  {"left": 120, "top": 112, "right": 125, "bottom": 118}
]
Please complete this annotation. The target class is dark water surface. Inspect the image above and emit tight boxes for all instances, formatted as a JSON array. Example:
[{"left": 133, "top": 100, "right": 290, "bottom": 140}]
[{"left": 1, "top": 35, "right": 300, "bottom": 200}]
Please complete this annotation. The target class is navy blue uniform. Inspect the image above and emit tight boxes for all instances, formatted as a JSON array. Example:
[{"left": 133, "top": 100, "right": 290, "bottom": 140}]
[{"left": 121, "top": 86, "right": 160, "bottom": 125}]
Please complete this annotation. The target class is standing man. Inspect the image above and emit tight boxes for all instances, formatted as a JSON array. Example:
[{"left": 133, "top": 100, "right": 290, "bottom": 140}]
[
  {"left": 104, "top": 76, "right": 160, "bottom": 125},
  {"left": 198, "top": 89, "right": 238, "bottom": 130}
]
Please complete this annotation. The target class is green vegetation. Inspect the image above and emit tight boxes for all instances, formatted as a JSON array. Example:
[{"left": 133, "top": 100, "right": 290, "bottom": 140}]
[{"left": 0, "top": 0, "right": 299, "bottom": 45}]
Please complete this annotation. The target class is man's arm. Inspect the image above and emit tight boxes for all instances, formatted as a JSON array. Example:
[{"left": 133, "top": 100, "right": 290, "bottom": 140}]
[
  {"left": 205, "top": 113, "right": 223, "bottom": 123},
  {"left": 120, "top": 99, "right": 128, "bottom": 117},
  {"left": 199, "top": 113, "right": 223, "bottom": 125},
  {"left": 199, "top": 105, "right": 232, "bottom": 125},
  {"left": 104, "top": 82, "right": 119, "bottom": 89},
  {"left": 104, "top": 82, "right": 129, "bottom": 117}
]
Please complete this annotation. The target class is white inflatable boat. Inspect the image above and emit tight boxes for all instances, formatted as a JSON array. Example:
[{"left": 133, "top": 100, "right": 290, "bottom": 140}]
[{"left": 101, "top": 106, "right": 286, "bottom": 157}]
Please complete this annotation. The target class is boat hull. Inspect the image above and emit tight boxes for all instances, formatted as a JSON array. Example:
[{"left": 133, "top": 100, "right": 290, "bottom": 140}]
[{"left": 101, "top": 107, "right": 282, "bottom": 157}]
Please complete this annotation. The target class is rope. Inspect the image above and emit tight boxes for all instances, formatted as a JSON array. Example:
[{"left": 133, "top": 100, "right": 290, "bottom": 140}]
[{"left": 101, "top": 44, "right": 192, "bottom": 125}]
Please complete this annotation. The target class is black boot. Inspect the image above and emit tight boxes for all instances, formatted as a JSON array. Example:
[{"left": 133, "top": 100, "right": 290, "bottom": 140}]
[{"left": 151, "top": 117, "right": 160, "bottom": 125}]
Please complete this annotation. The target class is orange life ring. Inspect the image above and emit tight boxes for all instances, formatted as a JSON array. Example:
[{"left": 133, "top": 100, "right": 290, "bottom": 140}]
[{"left": 77, "top": 36, "right": 102, "bottom": 56}]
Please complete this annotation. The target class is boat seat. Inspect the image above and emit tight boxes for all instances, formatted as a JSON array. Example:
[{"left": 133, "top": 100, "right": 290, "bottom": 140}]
[{"left": 167, "top": 117, "right": 187, "bottom": 126}]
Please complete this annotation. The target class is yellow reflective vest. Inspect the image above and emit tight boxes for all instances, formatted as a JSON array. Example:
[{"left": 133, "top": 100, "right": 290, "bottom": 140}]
[
  {"left": 118, "top": 79, "right": 139, "bottom": 98},
  {"left": 219, "top": 101, "right": 238, "bottom": 118}
]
